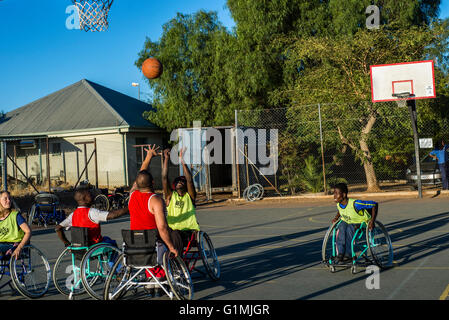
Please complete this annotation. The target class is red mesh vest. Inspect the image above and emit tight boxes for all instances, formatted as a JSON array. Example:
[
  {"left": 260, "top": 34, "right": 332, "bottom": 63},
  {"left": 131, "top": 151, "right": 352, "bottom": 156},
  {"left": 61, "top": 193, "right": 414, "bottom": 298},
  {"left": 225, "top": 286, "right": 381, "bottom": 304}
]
[
  {"left": 72, "top": 207, "right": 103, "bottom": 245},
  {"left": 129, "top": 191, "right": 157, "bottom": 230}
]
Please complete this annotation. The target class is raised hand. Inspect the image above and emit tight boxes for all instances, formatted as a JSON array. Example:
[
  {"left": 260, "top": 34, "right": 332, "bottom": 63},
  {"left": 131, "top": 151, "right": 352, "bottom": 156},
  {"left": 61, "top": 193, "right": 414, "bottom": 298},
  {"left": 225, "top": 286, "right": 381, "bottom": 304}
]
[{"left": 144, "top": 144, "right": 161, "bottom": 158}]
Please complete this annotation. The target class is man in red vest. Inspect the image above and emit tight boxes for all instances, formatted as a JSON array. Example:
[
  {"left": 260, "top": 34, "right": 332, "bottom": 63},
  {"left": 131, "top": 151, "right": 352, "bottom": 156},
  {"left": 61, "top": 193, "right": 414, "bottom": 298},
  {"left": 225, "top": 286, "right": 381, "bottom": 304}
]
[
  {"left": 128, "top": 144, "right": 182, "bottom": 258},
  {"left": 55, "top": 188, "right": 129, "bottom": 247}
]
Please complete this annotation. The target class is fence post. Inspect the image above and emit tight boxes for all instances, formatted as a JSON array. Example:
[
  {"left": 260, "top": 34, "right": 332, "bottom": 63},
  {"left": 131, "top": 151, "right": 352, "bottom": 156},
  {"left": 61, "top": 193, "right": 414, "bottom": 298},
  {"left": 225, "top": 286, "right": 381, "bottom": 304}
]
[
  {"left": 235, "top": 110, "right": 241, "bottom": 198},
  {"left": 1, "top": 141, "right": 7, "bottom": 191},
  {"left": 318, "top": 104, "right": 327, "bottom": 194}
]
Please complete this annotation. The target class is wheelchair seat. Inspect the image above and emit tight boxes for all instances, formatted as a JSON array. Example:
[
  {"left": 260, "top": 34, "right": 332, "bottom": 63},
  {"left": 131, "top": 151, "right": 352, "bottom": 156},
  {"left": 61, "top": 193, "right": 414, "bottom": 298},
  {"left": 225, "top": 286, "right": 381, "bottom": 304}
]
[
  {"left": 122, "top": 229, "right": 158, "bottom": 267},
  {"left": 103, "top": 229, "right": 194, "bottom": 300},
  {"left": 35, "top": 193, "right": 59, "bottom": 212},
  {"left": 28, "top": 193, "right": 65, "bottom": 226},
  {"left": 70, "top": 227, "right": 90, "bottom": 260}
]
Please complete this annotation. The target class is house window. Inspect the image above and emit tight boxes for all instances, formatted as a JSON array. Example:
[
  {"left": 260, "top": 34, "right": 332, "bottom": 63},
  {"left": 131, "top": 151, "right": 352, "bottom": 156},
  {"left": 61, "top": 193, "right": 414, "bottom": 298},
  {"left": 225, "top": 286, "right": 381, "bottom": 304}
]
[
  {"left": 135, "top": 137, "right": 147, "bottom": 168},
  {"left": 52, "top": 143, "right": 61, "bottom": 156}
]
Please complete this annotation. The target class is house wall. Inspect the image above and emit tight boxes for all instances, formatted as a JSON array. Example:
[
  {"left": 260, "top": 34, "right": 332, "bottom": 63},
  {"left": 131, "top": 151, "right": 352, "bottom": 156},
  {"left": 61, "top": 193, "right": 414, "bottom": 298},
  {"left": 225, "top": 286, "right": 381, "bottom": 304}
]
[
  {"left": 6, "top": 130, "right": 178, "bottom": 191},
  {"left": 7, "top": 134, "right": 126, "bottom": 188}
]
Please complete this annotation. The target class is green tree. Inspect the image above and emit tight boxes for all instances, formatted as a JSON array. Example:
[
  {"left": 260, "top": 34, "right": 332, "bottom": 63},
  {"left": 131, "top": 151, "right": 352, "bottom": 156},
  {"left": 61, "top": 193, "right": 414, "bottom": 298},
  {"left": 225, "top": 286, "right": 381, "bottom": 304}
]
[{"left": 271, "top": 22, "right": 449, "bottom": 191}]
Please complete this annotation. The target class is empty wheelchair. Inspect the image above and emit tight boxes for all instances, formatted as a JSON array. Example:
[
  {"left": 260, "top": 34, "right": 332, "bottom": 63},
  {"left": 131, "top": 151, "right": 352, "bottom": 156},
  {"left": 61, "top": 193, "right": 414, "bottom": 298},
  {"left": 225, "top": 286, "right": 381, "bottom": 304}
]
[
  {"left": 322, "top": 219, "right": 393, "bottom": 274},
  {"left": 103, "top": 229, "right": 193, "bottom": 300},
  {"left": 27, "top": 193, "right": 65, "bottom": 227},
  {"left": 0, "top": 244, "right": 51, "bottom": 299},
  {"left": 52, "top": 227, "right": 121, "bottom": 300},
  {"left": 182, "top": 231, "right": 220, "bottom": 281},
  {"left": 93, "top": 188, "right": 128, "bottom": 212}
]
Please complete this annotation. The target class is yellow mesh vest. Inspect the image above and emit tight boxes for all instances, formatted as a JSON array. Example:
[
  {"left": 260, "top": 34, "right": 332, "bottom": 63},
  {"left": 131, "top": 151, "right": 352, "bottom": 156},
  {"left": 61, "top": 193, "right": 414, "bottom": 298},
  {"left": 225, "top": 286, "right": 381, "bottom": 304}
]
[
  {"left": 167, "top": 192, "right": 200, "bottom": 231},
  {"left": 337, "top": 199, "right": 371, "bottom": 224},
  {"left": 0, "top": 211, "right": 25, "bottom": 243}
]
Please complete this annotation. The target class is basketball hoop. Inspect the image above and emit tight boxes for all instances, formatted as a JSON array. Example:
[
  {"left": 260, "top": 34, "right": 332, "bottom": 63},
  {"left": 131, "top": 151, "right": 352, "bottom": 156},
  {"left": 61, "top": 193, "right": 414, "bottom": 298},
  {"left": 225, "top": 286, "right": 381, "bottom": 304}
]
[
  {"left": 392, "top": 92, "right": 414, "bottom": 108},
  {"left": 71, "top": 0, "right": 113, "bottom": 32}
]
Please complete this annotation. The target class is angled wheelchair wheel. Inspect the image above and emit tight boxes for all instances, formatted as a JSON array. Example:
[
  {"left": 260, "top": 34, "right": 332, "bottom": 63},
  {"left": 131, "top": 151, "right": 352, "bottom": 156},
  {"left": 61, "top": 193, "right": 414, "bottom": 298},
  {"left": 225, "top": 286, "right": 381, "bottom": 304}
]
[
  {"left": 93, "top": 194, "right": 110, "bottom": 211},
  {"left": 80, "top": 243, "right": 122, "bottom": 300},
  {"left": 163, "top": 252, "right": 193, "bottom": 300},
  {"left": 52, "top": 248, "right": 87, "bottom": 297},
  {"left": 243, "top": 184, "right": 264, "bottom": 201},
  {"left": 366, "top": 221, "right": 394, "bottom": 269},
  {"left": 10, "top": 245, "right": 51, "bottom": 299},
  {"left": 321, "top": 220, "right": 340, "bottom": 269},
  {"left": 27, "top": 205, "right": 39, "bottom": 226},
  {"left": 198, "top": 232, "right": 220, "bottom": 281},
  {"left": 103, "top": 254, "right": 133, "bottom": 300}
]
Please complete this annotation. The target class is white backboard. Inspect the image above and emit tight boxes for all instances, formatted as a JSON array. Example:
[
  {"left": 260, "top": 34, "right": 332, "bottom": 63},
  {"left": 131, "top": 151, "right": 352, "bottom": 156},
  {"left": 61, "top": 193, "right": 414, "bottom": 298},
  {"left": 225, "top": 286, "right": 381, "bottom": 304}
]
[{"left": 370, "top": 60, "right": 436, "bottom": 103}]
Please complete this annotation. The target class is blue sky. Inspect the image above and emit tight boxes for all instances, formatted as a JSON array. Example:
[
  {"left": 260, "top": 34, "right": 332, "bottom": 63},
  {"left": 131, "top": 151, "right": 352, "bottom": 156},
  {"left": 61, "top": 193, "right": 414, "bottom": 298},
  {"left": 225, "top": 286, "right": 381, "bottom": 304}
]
[{"left": 0, "top": 0, "right": 448, "bottom": 113}]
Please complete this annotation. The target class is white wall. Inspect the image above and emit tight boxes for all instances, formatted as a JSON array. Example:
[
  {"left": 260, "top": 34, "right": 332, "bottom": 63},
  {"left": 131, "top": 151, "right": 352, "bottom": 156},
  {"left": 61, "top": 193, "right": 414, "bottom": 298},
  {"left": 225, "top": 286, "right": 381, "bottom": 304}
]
[{"left": 5, "top": 131, "right": 176, "bottom": 190}]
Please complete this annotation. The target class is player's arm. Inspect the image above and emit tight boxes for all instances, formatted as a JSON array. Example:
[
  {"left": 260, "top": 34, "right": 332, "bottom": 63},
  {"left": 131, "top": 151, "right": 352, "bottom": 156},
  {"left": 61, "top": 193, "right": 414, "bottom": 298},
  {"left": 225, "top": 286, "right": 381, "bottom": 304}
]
[
  {"left": 11, "top": 221, "right": 32, "bottom": 260},
  {"left": 162, "top": 149, "right": 173, "bottom": 202},
  {"left": 106, "top": 206, "right": 129, "bottom": 221},
  {"left": 179, "top": 147, "right": 196, "bottom": 202},
  {"left": 332, "top": 211, "right": 341, "bottom": 223},
  {"left": 150, "top": 195, "right": 178, "bottom": 257},
  {"left": 55, "top": 214, "right": 72, "bottom": 247},
  {"left": 130, "top": 144, "right": 160, "bottom": 193}
]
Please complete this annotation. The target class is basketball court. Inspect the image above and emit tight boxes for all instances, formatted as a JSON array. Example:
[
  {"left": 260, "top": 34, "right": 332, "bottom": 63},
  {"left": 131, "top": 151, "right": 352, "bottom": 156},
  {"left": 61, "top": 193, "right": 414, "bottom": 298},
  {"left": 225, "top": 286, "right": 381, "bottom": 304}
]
[
  {"left": 1, "top": 0, "right": 448, "bottom": 306},
  {"left": 2, "top": 195, "right": 449, "bottom": 301}
]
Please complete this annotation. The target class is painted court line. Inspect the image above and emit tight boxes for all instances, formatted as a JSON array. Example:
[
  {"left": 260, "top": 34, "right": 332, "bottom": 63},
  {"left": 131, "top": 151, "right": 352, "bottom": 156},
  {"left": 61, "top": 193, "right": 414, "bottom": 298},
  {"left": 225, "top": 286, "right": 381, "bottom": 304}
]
[
  {"left": 387, "top": 256, "right": 429, "bottom": 300},
  {"left": 439, "top": 284, "right": 449, "bottom": 300}
]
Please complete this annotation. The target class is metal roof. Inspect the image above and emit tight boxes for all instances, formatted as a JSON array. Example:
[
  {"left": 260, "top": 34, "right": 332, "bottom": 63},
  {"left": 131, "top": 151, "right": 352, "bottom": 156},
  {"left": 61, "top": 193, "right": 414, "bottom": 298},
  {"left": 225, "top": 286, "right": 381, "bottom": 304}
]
[{"left": 0, "top": 79, "right": 159, "bottom": 137}]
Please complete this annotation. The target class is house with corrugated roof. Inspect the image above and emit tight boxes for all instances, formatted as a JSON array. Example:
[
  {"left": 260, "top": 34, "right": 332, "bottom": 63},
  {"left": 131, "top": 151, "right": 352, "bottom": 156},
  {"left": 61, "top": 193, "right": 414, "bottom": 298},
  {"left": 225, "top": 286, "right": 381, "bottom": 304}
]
[{"left": 0, "top": 79, "right": 170, "bottom": 190}]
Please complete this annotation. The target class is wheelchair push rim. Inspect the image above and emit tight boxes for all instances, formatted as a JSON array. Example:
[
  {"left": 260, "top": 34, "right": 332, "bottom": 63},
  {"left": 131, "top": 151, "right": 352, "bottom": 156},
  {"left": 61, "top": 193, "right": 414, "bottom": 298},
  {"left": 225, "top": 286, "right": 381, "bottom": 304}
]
[
  {"left": 198, "top": 232, "right": 220, "bottom": 281},
  {"left": 366, "top": 220, "right": 394, "bottom": 269},
  {"left": 93, "top": 194, "right": 110, "bottom": 211},
  {"left": 52, "top": 247, "right": 88, "bottom": 297},
  {"left": 163, "top": 252, "right": 194, "bottom": 300},
  {"left": 10, "top": 244, "right": 51, "bottom": 299},
  {"left": 103, "top": 253, "right": 134, "bottom": 300},
  {"left": 80, "top": 243, "right": 122, "bottom": 300},
  {"left": 322, "top": 220, "right": 373, "bottom": 270}
]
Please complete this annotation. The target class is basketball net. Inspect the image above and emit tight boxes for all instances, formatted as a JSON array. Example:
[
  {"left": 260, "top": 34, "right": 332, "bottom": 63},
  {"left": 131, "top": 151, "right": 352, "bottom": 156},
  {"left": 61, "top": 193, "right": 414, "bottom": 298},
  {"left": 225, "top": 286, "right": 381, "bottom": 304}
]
[
  {"left": 392, "top": 92, "right": 413, "bottom": 108},
  {"left": 72, "top": 0, "right": 113, "bottom": 32}
]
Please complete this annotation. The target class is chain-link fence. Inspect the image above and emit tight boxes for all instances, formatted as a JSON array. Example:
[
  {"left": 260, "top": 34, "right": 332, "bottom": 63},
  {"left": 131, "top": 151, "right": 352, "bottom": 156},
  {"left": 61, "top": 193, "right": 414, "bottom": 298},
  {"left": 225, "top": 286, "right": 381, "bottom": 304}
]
[{"left": 236, "top": 99, "right": 449, "bottom": 197}]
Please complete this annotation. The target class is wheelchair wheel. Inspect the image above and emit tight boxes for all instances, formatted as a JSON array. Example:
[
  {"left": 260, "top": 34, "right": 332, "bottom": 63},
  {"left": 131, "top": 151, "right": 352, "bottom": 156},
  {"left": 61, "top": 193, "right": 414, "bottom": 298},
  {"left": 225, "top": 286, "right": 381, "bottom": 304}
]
[
  {"left": 27, "top": 204, "right": 39, "bottom": 226},
  {"left": 366, "top": 221, "right": 394, "bottom": 269},
  {"left": 243, "top": 184, "right": 264, "bottom": 201},
  {"left": 93, "top": 194, "right": 110, "bottom": 211},
  {"left": 321, "top": 220, "right": 340, "bottom": 268},
  {"left": 163, "top": 252, "right": 193, "bottom": 300},
  {"left": 103, "top": 254, "right": 133, "bottom": 300},
  {"left": 112, "top": 193, "right": 125, "bottom": 210},
  {"left": 52, "top": 248, "right": 86, "bottom": 297},
  {"left": 10, "top": 245, "right": 51, "bottom": 299},
  {"left": 198, "top": 232, "right": 220, "bottom": 281},
  {"left": 80, "top": 243, "right": 122, "bottom": 300}
]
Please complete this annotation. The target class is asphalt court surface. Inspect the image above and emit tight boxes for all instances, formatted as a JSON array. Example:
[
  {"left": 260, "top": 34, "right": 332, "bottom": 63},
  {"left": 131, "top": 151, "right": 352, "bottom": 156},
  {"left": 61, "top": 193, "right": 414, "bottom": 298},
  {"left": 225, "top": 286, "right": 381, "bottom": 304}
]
[{"left": 3, "top": 195, "right": 449, "bottom": 300}]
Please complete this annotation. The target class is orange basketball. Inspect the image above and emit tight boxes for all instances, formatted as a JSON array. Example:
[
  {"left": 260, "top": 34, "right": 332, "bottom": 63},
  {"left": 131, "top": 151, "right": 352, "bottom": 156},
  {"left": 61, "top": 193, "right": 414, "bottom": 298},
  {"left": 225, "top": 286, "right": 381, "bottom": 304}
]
[{"left": 142, "top": 57, "right": 163, "bottom": 79}]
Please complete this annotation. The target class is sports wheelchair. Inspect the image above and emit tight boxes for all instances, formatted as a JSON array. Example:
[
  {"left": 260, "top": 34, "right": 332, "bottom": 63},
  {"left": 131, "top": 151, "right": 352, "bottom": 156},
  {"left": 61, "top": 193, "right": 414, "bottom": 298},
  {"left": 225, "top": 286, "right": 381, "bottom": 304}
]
[
  {"left": 0, "top": 244, "right": 51, "bottom": 299},
  {"left": 103, "top": 229, "right": 194, "bottom": 300},
  {"left": 181, "top": 231, "right": 220, "bottom": 281},
  {"left": 322, "top": 219, "right": 393, "bottom": 274},
  {"left": 93, "top": 188, "right": 129, "bottom": 212},
  {"left": 27, "top": 193, "right": 65, "bottom": 227},
  {"left": 52, "top": 227, "right": 121, "bottom": 300}
]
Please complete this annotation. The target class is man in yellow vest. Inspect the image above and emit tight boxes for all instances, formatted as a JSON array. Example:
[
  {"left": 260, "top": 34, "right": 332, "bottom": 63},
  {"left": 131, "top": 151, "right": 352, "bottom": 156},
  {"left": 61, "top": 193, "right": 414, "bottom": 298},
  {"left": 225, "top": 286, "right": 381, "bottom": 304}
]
[
  {"left": 331, "top": 183, "right": 378, "bottom": 264},
  {"left": 162, "top": 148, "right": 200, "bottom": 247}
]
